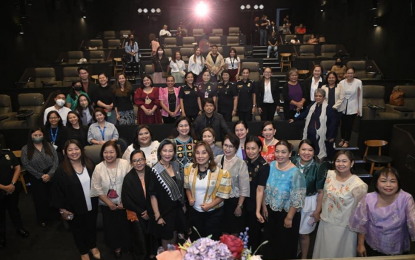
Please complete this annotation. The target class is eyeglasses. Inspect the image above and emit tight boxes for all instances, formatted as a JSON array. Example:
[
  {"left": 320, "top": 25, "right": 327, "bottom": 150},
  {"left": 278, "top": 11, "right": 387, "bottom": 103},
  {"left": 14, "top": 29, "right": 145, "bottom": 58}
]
[
  {"left": 223, "top": 144, "right": 235, "bottom": 149},
  {"left": 132, "top": 158, "right": 146, "bottom": 163}
]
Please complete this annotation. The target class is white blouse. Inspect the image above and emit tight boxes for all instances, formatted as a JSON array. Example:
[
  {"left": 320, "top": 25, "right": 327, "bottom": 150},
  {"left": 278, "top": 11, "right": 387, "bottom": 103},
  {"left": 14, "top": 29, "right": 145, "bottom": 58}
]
[
  {"left": 122, "top": 141, "right": 160, "bottom": 167},
  {"left": 225, "top": 57, "right": 240, "bottom": 70},
  {"left": 170, "top": 60, "right": 186, "bottom": 73},
  {"left": 90, "top": 159, "right": 131, "bottom": 206},
  {"left": 263, "top": 80, "right": 274, "bottom": 103},
  {"left": 334, "top": 79, "right": 363, "bottom": 116},
  {"left": 188, "top": 55, "right": 205, "bottom": 75},
  {"left": 76, "top": 167, "right": 92, "bottom": 211}
]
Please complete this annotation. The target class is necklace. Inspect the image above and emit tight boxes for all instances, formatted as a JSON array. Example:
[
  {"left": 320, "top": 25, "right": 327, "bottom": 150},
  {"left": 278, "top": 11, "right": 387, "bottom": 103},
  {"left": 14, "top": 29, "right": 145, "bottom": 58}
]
[
  {"left": 160, "top": 161, "right": 171, "bottom": 169},
  {"left": 224, "top": 155, "right": 236, "bottom": 164},
  {"left": 74, "top": 166, "right": 84, "bottom": 175},
  {"left": 105, "top": 160, "right": 119, "bottom": 189},
  {"left": 276, "top": 161, "right": 291, "bottom": 171},
  {"left": 265, "top": 138, "right": 275, "bottom": 147}
]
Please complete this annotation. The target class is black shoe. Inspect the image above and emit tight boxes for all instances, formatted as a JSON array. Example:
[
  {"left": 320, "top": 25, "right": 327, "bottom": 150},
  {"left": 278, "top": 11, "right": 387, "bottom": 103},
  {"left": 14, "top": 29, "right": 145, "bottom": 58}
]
[
  {"left": 40, "top": 222, "right": 47, "bottom": 228},
  {"left": 114, "top": 251, "right": 122, "bottom": 259},
  {"left": 16, "top": 228, "right": 29, "bottom": 238},
  {"left": 0, "top": 238, "right": 6, "bottom": 249}
]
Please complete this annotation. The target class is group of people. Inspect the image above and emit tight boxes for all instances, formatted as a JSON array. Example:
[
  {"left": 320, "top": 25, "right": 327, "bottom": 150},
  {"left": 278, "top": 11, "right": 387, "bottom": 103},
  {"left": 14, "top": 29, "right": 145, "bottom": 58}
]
[{"left": 3, "top": 116, "right": 414, "bottom": 260}]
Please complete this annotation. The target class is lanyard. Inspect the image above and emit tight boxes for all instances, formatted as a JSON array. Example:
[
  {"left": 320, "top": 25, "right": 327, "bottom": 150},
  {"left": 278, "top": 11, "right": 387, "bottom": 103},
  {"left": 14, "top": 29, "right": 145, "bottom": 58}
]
[
  {"left": 50, "top": 127, "right": 58, "bottom": 144},
  {"left": 230, "top": 58, "right": 235, "bottom": 69},
  {"left": 98, "top": 126, "right": 106, "bottom": 140}
]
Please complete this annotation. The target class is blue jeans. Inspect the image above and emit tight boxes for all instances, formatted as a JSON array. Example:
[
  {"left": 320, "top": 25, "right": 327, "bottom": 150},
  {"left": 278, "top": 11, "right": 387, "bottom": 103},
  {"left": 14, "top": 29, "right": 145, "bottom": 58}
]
[
  {"left": 259, "top": 29, "right": 267, "bottom": 46},
  {"left": 267, "top": 46, "right": 278, "bottom": 58}
]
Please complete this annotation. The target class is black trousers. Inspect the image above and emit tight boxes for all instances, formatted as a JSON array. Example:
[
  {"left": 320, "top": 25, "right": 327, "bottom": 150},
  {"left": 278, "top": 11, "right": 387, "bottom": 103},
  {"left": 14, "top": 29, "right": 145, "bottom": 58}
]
[
  {"left": 0, "top": 188, "right": 23, "bottom": 238},
  {"left": 130, "top": 220, "right": 158, "bottom": 260},
  {"left": 218, "top": 109, "right": 233, "bottom": 122},
  {"left": 260, "top": 103, "right": 277, "bottom": 121},
  {"left": 29, "top": 175, "right": 57, "bottom": 223},
  {"left": 162, "top": 116, "right": 177, "bottom": 124},
  {"left": 262, "top": 206, "right": 301, "bottom": 260},
  {"left": 190, "top": 207, "right": 223, "bottom": 241},
  {"left": 246, "top": 210, "right": 263, "bottom": 252},
  {"left": 238, "top": 111, "right": 252, "bottom": 122},
  {"left": 340, "top": 113, "right": 357, "bottom": 141},
  {"left": 68, "top": 209, "right": 98, "bottom": 255},
  {"left": 101, "top": 206, "right": 131, "bottom": 251}
]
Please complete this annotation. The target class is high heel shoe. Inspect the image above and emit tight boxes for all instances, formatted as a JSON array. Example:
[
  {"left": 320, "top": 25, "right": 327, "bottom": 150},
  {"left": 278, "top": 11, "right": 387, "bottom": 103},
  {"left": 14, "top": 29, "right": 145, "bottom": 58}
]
[
  {"left": 81, "top": 254, "right": 90, "bottom": 260},
  {"left": 90, "top": 248, "right": 101, "bottom": 259}
]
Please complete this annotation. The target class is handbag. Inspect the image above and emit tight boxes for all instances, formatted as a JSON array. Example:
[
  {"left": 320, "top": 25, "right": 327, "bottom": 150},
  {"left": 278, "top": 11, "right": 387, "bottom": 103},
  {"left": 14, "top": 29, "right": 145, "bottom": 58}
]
[
  {"left": 389, "top": 88, "right": 404, "bottom": 106},
  {"left": 159, "top": 60, "right": 168, "bottom": 78}
]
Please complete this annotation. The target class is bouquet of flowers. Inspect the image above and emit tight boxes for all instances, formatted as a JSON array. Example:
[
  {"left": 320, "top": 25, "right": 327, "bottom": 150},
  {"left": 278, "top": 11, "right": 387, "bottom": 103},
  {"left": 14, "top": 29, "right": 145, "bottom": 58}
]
[{"left": 156, "top": 227, "right": 267, "bottom": 260}]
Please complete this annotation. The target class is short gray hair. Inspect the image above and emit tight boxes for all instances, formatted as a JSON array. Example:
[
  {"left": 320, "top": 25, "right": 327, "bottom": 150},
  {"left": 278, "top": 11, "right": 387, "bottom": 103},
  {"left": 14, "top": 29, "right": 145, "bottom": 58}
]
[{"left": 315, "top": 88, "right": 326, "bottom": 98}]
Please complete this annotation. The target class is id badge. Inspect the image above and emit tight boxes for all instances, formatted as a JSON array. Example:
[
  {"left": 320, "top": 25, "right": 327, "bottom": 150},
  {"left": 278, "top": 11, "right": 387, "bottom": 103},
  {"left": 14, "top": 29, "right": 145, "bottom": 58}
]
[
  {"left": 204, "top": 91, "right": 209, "bottom": 98},
  {"left": 145, "top": 96, "right": 152, "bottom": 105},
  {"left": 52, "top": 144, "right": 58, "bottom": 150}
]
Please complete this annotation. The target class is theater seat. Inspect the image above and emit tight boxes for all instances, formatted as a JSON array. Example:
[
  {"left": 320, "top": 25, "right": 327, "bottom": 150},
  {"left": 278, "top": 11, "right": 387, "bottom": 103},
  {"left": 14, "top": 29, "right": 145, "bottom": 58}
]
[
  {"left": 89, "top": 51, "right": 105, "bottom": 63},
  {"left": 320, "top": 44, "right": 337, "bottom": 58},
  {"left": 145, "top": 64, "right": 154, "bottom": 75},
  {"left": 346, "top": 61, "right": 367, "bottom": 79},
  {"left": 108, "top": 39, "right": 121, "bottom": 49},
  {"left": 241, "top": 62, "right": 260, "bottom": 81},
  {"left": 84, "top": 145, "right": 103, "bottom": 165},
  {"left": 1, "top": 93, "right": 44, "bottom": 129},
  {"left": 164, "top": 37, "right": 177, "bottom": 47},
  {"left": 27, "top": 68, "right": 61, "bottom": 88},
  {"left": 103, "top": 31, "right": 116, "bottom": 39},
  {"left": 232, "top": 46, "right": 245, "bottom": 59},
  {"left": 212, "top": 28, "right": 223, "bottom": 36},
  {"left": 284, "top": 35, "right": 295, "bottom": 43},
  {"left": 299, "top": 45, "right": 315, "bottom": 58},
  {"left": 193, "top": 29, "right": 204, "bottom": 36},
  {"left": 182, "top": 37, "right": 196, "bottom": 47},
  {"left": 0, "top": 95, "right": 14, "bottom": 118},
  {"left": 384, "top": 85, "right": 415, "bottom": 119},
  {"left": 226, "top": 36, "right": 239, "bottom": 46},
  {"left": 63, "top": 67, "right": 80, "bottom": 87},
  {"left": 89, "top": 39, "right": 103, "bottom": 49},
  {"left": 320, "top": 60, "right": 336, "bottom": 74},
  {"left": 208, "top": 36, "right": 221, "bottom": 46},
  {"left": 180, "top": 47, "right": 194, "bottom": 62},
  {"left": 362, "top": 85, "right": 386, "bottom": 119},
  {"left": 164, "top": 48, "right": 172, "bottom": 59},
  {"left": 68, "top": 51, "right": 84, "bottom": 64},
  {"left": 120, "top": 30, "right": 131, "bottom": 38},
  {"left": 229, "top": 27, "right": 240, "bottom": 35},
  {"left": 303, "top": 34, "right": 312, "bottom": 43}
]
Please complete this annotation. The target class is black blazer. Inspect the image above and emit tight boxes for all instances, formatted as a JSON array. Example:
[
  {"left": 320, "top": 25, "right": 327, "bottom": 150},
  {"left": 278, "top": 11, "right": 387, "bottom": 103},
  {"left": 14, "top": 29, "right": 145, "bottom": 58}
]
[
  {"left": 194, "top": 112, "right": 230, "bottom": 141},
  {"left": 282, "top": 81, "right": 307, "bottom": 115},
  {"left": 303, "top": 77, "right": 324, "bottom": 107},
  {"left": 51, "top": 163, "right": 98, "bottom": 215},
  {"left": 121, "top": 165, "right": 153, "bottom": 219},
  {"left": 256, "top": 78, "right": 280, "bottom": 108}
]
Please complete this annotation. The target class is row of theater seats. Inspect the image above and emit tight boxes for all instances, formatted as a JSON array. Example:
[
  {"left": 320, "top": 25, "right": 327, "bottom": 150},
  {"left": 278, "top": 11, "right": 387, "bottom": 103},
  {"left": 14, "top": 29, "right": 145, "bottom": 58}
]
[
  {"left": 297, "top": 44, "right": 336, "bottom": 58},
  {"left": 66, "top": 50, "right": 108, "bottom": 64},
  {"left": 100, "top": 30, "right": 132, "bottom": 39},
  {"left": 0, "top": 93, "right": 44, "bottom": 129},
  {"left": 161, "top": 46, "right": 246, "bottom": 61},
  {"left": 171, "top": 27, "right": 240, "bottom": 37},
  {"left": 283, "top": 34, "right": 321, "bottom": 44},
  {"left": 319, "top": 60, "right": 378, "bottom": 80},
  {"left": 163, "top": 35, "right": 240, "bottom": 47},
  {"left": 25, "top": 67, "right": 84, "bottom": 88},
  {"left": 88, "top": 39, "right": 125, "bottom": 50}
]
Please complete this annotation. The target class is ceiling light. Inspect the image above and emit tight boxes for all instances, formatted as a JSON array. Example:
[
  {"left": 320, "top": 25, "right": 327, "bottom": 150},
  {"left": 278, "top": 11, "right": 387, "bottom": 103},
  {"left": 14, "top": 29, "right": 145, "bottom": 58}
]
[
  {"left": 240, "top": 5, "right": 245, "bottom": 10},
  {"left": 156, "top": 8, "right": 161, "bottom": 13},
  {"left": 246, "top": 4, "right": 251, "bottom": 9},
  {"left": 254, "top": 5, "right": 258, "bottom": 9},
  {"left": 137, "top": 8, "right": 142, "bottom": 13},
  {"left": 259, "top": 4, "right": 264, "bottom": 9},
  {"left": 151, "top": 8, "right": 155, "bottom": 13}
]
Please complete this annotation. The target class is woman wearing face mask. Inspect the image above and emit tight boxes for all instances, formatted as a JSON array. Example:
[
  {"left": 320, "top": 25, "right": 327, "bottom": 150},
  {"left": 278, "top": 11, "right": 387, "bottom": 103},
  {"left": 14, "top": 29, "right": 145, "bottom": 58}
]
[
  {"left": 44, "top": 111, "right": 67, "bottom": 162},
  {"left": 21, "top": 127, "right": 59, "bottom": 227},
  {"left": 217, "top": 70, "right": 238, "bottom": 122},
  {"left": 134, "top": 75, "right": 162, "bottom": 124},
  {"left": 75, "top": 94, "right": 94, "bottom": 126},
  {"left": 66, "top": 81, "right": 89, "bottom": 110},
  {"left": 234, "top": 120, "right": 249, "bottom": 160},
  {"left": 188, "top": 47, "right": 205, "bottom": 82},
  {"left": 152, "top": 47, "right": 169, "bottom": 84},
  {"left": 215, "top": 134, "right": 250, "bottom": 236},
  {"left": 169, "top": 51, "right": 186, "bottom": 84},
  {"left": 122, "top": 125, "right": 160, "bottom": 167},
  {"left": 291, "top": 140, "right": 326, "bottom": 259},
  {"left": 258, "top": 121, "right": 279, "bottom": 164},
  {"left": 236, "top": 68, "right": 257, "bottom": 122},
  {"left": 197, "top": 70, "right": 217, "bottom": 112},
  {"left": 159, "top": 76, "right": 181, "bottom": 124},
  {"left": 201, "top": 127, "right": 223, "bottom": 157},
  {"left": 244, "top": 136, "right": 270, "bottom": 251},
  {"left": 90, "top": 141, "right": 131, "bottom": 259},
  {"left": 303, "top": 65, "right": 324, "bottom": 108},
  {"left": 179, "top": 72, "right": 199, "bottom": 122},
  {"left": 112, "top": 72, "right": 135, "bottom": 125},
  {"left": 331, "top": 58, "right": 346, "bottom": 80},
  {"left": 51, "top": 140, "right": 100, "bottom": 260},
  {"left": 66, "top": 111, "right": 89, "bottom": 148}
]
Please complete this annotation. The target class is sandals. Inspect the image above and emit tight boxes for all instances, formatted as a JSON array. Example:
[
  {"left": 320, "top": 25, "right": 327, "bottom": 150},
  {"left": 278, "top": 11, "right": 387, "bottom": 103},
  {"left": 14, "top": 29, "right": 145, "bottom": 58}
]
[
  {"left": 338, "top": 140, "right": 345, "bottom": 147},
  {"left": 342, "top": 141, "right": 349, "bottom": 148}
]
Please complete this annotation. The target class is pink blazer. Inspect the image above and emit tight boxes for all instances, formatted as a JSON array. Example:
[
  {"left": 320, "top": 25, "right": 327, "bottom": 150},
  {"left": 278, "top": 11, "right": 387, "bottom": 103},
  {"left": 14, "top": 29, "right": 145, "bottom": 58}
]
[{"left": 159, "top": 87, "right": 181, "bottom": 117}]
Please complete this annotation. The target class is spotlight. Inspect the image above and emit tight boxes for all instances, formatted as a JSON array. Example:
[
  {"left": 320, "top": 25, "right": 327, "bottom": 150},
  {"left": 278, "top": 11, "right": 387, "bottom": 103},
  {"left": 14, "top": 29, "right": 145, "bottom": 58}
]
[
  {"left": 254, "top": 5, "right": 258, "bottom": 9},
  {"left": 240, "top": 5, "right": 245, "bottom": 10},
  {"left": 195, "top": 1, "right": 209, "bottom": 17},
  {"left": 19, "top": 24, "right": 24, "bottom": 35},
  {"left": 370, "top": 0, "right": 378, "bottom": 10},
  {"left": 373, "top": 17, "right": 378, "bottom": 26},
  {"left": 151, "top": 8, "right": 155, "bottom": 13},
  {"left": 259, "top": 4, "right": 264, "bottom": 9},
  {"left": 82, "top": 11, "right": 86, "bottom": 19},
  {"left": 246, "top": 4, "right": 251, "bottom": 9},
  {"left": 156, "top": 8, "right": 161, "bottom": 13},
  {"left": 138, "top": 8, "right": 142, "bottom": 13},
  {"left": 320, "top": 7, "right": 324, "bottom": 12},
  {"left": 143, "top": 8, "right": 148, "bottom": 13}
]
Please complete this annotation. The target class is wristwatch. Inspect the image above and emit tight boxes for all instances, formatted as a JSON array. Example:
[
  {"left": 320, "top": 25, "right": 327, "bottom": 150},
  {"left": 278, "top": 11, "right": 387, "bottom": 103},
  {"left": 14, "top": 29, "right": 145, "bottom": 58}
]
[
  {"left": 238, "top": 204, "right": 243, "bottom": 209},
  {"left": 11, "top": 182, "right": 15, "bottom": 186}
]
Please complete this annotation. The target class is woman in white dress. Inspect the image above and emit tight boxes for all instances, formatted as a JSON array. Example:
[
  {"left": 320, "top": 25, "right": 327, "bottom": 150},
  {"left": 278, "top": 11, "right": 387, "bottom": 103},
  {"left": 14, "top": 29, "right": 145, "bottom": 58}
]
[{"left": 312, "top": 150, "right": 368, "bottom": 258}]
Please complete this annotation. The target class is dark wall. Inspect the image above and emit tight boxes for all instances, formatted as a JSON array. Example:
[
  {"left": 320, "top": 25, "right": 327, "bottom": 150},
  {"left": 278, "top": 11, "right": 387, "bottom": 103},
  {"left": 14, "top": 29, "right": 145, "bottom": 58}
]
[{"left": 2, "top": 0, "right": 413, "bottom": 90}]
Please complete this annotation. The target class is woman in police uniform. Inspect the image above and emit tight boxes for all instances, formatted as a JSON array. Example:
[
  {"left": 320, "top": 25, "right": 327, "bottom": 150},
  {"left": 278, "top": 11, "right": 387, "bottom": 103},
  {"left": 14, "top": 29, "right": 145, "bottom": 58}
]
[
  {"left": 236, "top": 68, "right": 257, "bottom": 122},
  {"left": 244, "top": 136, "right": 269, "bottom": 251},
  {"left": 179, "top": 72, "right": 199, "bottom": 122},
  {"left": 0, "top": 148, "right": 29, "bottom": 248},
  {"left": 197, "top": 70, "right": 217, "bottom": 112},
  {"left": 217, "top": 70, "right": 238, "bottom": 122}
]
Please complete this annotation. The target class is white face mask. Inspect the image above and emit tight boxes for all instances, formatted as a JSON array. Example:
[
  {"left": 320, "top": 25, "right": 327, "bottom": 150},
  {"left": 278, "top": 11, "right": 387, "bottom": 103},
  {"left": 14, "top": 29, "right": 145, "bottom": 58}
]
[
  {"left": 80, "top": 101, "right": 88, "bottom": 108},
  {"left": 56, "top": 99, "right": 65, "bottom": 107},
  {"left": 158, "top": 51, "right": 164, "bottom": 55}
]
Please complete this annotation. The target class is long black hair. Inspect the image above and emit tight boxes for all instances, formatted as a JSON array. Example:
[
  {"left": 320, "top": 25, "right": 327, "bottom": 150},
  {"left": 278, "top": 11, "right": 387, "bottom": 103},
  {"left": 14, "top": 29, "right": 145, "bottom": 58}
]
[{"left": 26, "top": 127, "right": 54, "bottom": 160}]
